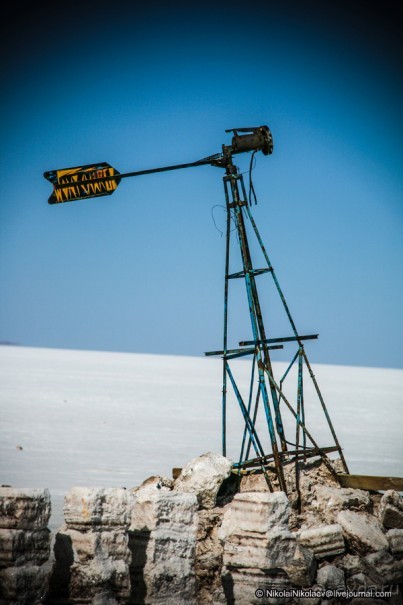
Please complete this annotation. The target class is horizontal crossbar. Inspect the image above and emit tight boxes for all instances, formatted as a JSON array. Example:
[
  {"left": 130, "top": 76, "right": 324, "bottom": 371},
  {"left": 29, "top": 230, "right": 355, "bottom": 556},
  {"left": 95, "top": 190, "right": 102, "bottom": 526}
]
[
  {"left": 239, "top": 334, "right": 319, "bottom": 346},
  {"left": 205, "top": 345, "right": 283, "bottom": 357},
  {"left": 227, "top": 267, "right": 273, "bottom": 279},
  {"left": 233, "top": 445, "right": 339, "bottom": 469}
]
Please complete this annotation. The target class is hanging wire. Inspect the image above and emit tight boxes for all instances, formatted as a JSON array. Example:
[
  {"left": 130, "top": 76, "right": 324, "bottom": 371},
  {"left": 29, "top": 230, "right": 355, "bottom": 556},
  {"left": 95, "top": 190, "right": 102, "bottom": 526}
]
[
  {"left": 211, "top": 204, "right": 237, "bottom": 237},
  {"left": 248, "top": 150, "right": 258, "bottom": 206}
]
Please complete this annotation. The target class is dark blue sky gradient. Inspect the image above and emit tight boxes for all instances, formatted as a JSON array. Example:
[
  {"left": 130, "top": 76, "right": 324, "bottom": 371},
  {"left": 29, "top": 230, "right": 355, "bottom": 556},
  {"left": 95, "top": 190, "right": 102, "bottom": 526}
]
[{"left": 1, "top": 1, "right": 402, "bottom": 367}]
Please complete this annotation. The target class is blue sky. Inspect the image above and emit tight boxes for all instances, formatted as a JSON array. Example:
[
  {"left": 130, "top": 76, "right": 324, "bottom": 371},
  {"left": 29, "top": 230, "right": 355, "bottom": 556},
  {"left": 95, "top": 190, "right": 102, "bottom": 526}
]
[{"left": 1, "top": 1, "right": 402, "bottom": 368}]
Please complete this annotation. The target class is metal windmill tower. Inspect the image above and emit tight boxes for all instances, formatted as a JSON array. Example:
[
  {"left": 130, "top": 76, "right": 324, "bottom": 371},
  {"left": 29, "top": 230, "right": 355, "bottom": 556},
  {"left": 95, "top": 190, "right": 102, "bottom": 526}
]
[{"left": 44, "top": 125, "right": 353, "bottom": 496}]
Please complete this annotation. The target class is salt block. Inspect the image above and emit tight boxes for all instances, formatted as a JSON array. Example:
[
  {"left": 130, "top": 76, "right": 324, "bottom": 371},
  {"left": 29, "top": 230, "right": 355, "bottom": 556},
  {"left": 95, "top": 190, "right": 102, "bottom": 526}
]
[
  {"left": 314, "top": 485, "right": 371, "bottom": 522},
  {"left": 0, "top": 487, "right": 51, "bottom": 530},
  {"left": 130, "top": 491, "right": 198, "bottom": 605},
  {"left": 64, "top": 487, "right": 134, "bottom": 529},
  {"left": 337, "top": 510, "right": 388, "bottom": 555},
  {"left": 218, "top": 491, "right": 289, "bottom": 540},
  {"left": 68, "top": 558, "right": 130, "bottom": 601},
  {"left": 131, "top": 489, "right": 198, "bottom": 533},
  {"left": 379, "top": 490, "right": 403, "bottom": 529},
  {"left": 365, "top": 550, "right": 403, "bottom": 585},
  {"left": 316, "top": 564, "right": 345, "bottom": 590},
  {"left": 174, "top": 452, "right": 232, "bottom": 509},
  {"left": 298, "top": 524, "right": 345, "bottom": 559},
  {"left": 387, "top": 528, "right": 403, "bottom": 556},
  {"left": 0, "top": 564, "right": 50, "bottom": 601},
  {"left": 0, "top": 527, "right": 50, "bottom": 568},
  {"left": 55, "top": 526, "right": 130, "bottom": 565}
]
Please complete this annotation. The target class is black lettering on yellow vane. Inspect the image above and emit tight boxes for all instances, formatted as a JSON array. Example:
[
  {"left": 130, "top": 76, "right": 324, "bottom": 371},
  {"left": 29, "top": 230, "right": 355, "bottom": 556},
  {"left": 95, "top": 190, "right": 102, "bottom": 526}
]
[{"left": 44, "top": 162, "right": 121, "bottom": 204}]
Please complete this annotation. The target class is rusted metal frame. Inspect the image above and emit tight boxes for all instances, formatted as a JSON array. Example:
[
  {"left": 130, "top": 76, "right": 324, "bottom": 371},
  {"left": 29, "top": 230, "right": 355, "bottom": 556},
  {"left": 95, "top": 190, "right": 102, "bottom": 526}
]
[
  {"left": 245, "top": 386, "right": 261, "bottom": 461},
  {"left": 295, "top": 347, "right": 304, "bottom": 509},
  {"left": 234, "top": 224, "right": 277, "bottom": 454},
  {"left": 226, "top": 346, "right": 283, "bottom": 358},
  {"left": 206, "top": 347, "right": 254, "bottom": 358},
  {"left": 227, "top": 270, "right": 245, "bottom": 279},
  {"left": 295, "top": 352, "right": 301, "bottom": 500},
  {"left": 296, "top": 348, "right": 303, "bottom": 453},
  {"left": 220, "top": 180, "right": 233, "bottom": 458},
  {"left": 239, "top": 179, "right": 288, "bottom": 454},
  {"left": 239, "top": 350, "right": 257, "bottom": 468},
  {"left": 229, "top": 173, "right": 287, "bottom": 491},
  {"left": 233, "top": 462, "right": 277, "bottom": 473},
  {"left": 244, "top": 201, "right": 347, "bottom": 476},
  {"left": 205, "top": 344, "right": 283, "bottom": 357},
  {"left": 299, "top": 349, "right": 306, "bottom": 455},
  {"left": 225, "top": 349, "right": 257, "bottom": 361},
  {"left": 239, "top": 334, "right": 318, "bottom": 346},
  {"left": 259, "top": 361, "right": 339, "bottom": 480},
  {"left": 244, "top": 204, "right": 301, "bottom": 342},
  {"left": 278, "top": 348, "right": 299, "bottom": 453},
  {"left": 283, "top": 445, "right": 339, "bottom": 458},
  {"left": 225, "top": 365, "right": 264, "bottom": 461},
  {"left": 237, "top": 445, "right": 339, "bottom": 469},
  {"left": 228, "top": 267, "right": 273, "bottom": 279},
  {"left": 280, "top": 349, "right": 299, "bottom": 385},
  {"left": 301, "top": 350, "right": 349, "bottom": 474},
  {"left": 225, "top": 362, "right": 274, "bottom": 491},
  {"left": 236, "top": 175, "right": 288, "bottom": 456},
  {"left": 252, "top": 268, "right": 273, "bottom": 276},
  {"left": 248, "top": 272, "right": 288, "bottom": 455}
]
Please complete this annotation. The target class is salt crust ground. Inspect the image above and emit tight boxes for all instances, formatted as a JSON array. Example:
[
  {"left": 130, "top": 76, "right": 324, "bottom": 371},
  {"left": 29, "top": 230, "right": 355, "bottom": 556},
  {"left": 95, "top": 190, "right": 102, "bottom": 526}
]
[{"left": 1, "top": 345, "right": 402, "bottom": 531}]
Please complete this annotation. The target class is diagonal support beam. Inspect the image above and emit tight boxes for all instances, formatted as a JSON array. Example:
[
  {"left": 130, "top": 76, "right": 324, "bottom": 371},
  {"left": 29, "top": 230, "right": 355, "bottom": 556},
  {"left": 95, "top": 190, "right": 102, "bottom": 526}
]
[{"left": 258, "top": 361, "right": 339, "bottom": 480}]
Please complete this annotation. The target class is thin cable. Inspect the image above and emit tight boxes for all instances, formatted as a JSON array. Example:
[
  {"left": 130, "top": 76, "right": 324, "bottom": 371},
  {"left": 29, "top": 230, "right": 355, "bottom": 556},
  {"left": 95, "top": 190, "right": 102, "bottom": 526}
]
[
  {"left": 211, "top": 205, "right": 237, "bottom": 236},
  {"left": 211, "top": 205, "right": 225, "bottom": 236},
  {"left": 248, "top": 151, "right": 258, "bottom": 206}
]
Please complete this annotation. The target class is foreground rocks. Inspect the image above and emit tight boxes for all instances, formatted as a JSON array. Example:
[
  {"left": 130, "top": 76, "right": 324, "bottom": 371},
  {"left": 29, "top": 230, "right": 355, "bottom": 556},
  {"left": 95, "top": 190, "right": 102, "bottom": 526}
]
[
  {"left": 48, "top": 487, "right": 134, "bottom": 603},
  {"left": 380, "top": 491, "right": 403, "bottom": 529},
  {"left": 219, "top": 492, "right": 316, "bottom": 602},
  {"left": 130, "top": 487, "right": 198, "bottom": 605},
  {"left": 297, "top": 524, "right": 345, "bottom": 559},
  {"left": 0, "top": 487, "right": 51, "bottom": 604},
  {"left": 174, "top": 451, "right": 233, "bottom": 510},
  {"left": 1, "top": 458, "right": 403, "bottom": 604}
]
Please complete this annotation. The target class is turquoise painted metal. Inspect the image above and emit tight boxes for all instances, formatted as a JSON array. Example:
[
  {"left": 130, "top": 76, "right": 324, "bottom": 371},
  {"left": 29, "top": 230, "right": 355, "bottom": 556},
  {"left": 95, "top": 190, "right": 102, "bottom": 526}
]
[{"left": 205, "top": 142, "right": 349, "bottom": 494}]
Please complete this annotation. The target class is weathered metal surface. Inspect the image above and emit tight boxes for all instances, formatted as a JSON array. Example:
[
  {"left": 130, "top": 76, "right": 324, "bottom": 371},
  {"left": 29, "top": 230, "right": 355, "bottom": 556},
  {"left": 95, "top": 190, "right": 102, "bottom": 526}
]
[
  {"left": 225, "top": 171, "right": 287, "bottom": 490},
  {"left": 260, "top": 361, "right": 339, "bottom": 479},
  {"left": 282, "top": 445, "right": 340, "bottom": 459},
  {"left": 225, "top": 363, "right": 265, "bottom": 461},
  {"left": 233, "top": 446, "right": 340, "bottom": 470},
  {"left": 239, "top": 334, "right": 318, "bottom": 346},
  {"left": 337, "top": 474, "right": 403, "bottom": 491},
  {"left": 239, "top": 353, "right": 257, "bottom": 468},
  {"left": 244, "top": 387, "right": 261, "bottom": 462},
  {"left": 301, "top": 350, "right": 349, "bottom": 474},
  {"left": 225, "top": 363, "right": 274, "bottom": 491},
  {"left": 222, "top": 178, "right": 231, "bottom": 458},
  {"left": 225, "top": 125, "right": 273, "bottom": 156},
  {"left": 216, "top": 160, "right": 348, "bottom": 492},
  {"left": 44, "top": 162, "right": 121, "bottom": 204},
  {"left": 227, "top": 267, "right": 273, "bottom": 279},
  {"left": 204, "top": 345, "right": 283, "bottom": 357}
]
